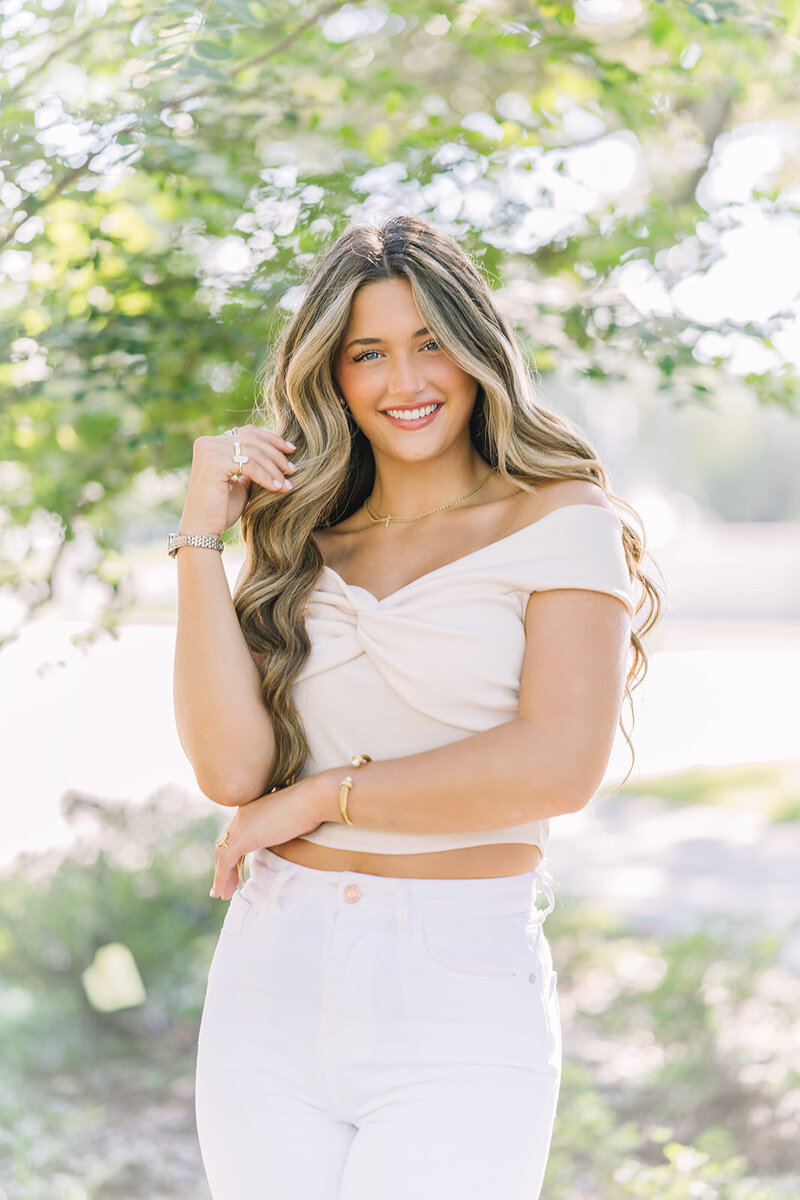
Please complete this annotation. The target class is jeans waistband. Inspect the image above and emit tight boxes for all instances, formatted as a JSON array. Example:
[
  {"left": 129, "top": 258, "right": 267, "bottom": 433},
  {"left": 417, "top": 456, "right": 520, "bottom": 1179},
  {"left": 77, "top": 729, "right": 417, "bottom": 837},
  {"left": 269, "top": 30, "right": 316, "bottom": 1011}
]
[{"left": 249, "top": 847, "right": 555, "bottom": 927}]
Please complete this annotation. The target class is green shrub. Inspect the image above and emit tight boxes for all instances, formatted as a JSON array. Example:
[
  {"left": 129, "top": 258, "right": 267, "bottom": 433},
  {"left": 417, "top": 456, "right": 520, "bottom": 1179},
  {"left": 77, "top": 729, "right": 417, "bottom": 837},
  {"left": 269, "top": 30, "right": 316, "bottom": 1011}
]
[{"left": 0, "top": 788, "right": 224, "bottom": 1081}]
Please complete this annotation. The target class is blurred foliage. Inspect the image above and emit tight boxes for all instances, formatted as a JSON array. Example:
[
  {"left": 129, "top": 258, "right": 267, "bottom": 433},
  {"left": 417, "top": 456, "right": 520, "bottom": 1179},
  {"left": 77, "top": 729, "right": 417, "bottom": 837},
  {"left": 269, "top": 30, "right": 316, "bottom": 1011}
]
[
  {"left": 0, "top": 789, "right": 223, "bottom": 1077},
  {"left": 0, "top": 788, "right": 799, "bottom": 1197},
  {"left": 611, "top": 760, "right": 800, "bottom": 821},
  {"left": 1, "top": 0, "right": 800, "bottom": 644}
]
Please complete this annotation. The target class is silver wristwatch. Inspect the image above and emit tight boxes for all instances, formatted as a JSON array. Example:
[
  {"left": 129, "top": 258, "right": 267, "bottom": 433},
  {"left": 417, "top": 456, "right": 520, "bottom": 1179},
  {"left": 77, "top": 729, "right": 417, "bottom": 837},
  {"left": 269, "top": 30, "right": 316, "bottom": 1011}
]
[{"left": 167, "top": 532, "right": 225, "bottom": 557}]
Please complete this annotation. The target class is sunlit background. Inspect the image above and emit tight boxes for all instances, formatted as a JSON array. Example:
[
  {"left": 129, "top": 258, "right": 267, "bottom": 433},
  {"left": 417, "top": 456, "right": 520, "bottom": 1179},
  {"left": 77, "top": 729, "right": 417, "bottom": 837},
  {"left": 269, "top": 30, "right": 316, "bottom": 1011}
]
[{"left": 2, "top": 0, "right": 799, "bottom": 1197}]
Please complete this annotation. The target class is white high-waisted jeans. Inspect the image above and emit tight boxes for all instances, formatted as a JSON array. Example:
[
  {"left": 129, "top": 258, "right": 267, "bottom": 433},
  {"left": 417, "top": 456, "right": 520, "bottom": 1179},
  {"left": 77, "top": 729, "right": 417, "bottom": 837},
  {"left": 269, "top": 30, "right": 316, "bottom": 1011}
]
[{"left": 195, "top": 847, "right": 561, "bottom": 1200}]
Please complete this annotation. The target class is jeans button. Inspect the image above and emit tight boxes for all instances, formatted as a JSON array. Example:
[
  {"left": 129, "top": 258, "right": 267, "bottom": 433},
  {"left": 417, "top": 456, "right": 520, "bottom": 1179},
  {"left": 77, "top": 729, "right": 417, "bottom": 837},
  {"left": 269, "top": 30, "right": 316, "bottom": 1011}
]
[{"left": 343, "top": 884, "right": 361, "bottom": 903}]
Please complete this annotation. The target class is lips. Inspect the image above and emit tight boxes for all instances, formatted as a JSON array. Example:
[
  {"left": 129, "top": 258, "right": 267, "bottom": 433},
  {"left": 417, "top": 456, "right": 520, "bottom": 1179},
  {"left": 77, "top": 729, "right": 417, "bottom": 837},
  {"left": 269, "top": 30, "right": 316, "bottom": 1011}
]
[{"left": 380, "top": 403, "right": 443, "bottom": 429}]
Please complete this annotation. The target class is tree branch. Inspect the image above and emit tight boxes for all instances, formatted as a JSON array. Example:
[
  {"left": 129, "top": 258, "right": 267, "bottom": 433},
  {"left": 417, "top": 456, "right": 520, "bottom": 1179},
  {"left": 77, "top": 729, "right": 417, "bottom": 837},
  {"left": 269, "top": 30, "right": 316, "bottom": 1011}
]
[
  {"left": 0, "top": 133, "right": 139, "bottom": 253},
  {"left": 671, "top": 92, "right": 734, "bottom": 207},
  {"left": 0, "top": 0, "right": 349, "bottom": 247},
  {"left": 162, "top": 0, "right": 349, "bottom": 108},
  {"left": 3, "top": 18, "right": 140, "bottom": 103}
]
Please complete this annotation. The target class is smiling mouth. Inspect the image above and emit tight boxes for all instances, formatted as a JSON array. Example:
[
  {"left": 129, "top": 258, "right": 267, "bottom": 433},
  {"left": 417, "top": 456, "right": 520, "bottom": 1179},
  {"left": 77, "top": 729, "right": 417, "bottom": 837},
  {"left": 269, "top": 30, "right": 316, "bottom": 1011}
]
[{"left": 380, "top": 403, "right": 443, "bottom": 425}]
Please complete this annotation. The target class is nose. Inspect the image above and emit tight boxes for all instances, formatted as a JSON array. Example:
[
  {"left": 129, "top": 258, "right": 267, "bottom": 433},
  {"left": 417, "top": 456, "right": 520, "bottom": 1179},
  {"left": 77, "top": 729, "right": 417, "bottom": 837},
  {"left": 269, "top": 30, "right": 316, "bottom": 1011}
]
[{"left": 386, "top": 353, "right": 426, "bottom": 400}]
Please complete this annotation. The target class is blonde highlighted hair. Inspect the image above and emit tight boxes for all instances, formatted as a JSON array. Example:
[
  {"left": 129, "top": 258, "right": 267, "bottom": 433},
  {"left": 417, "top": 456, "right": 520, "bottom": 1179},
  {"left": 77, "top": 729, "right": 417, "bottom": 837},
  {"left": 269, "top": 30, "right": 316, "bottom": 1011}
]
[{"left": 234, "top": 214, "right": 665, "bottom": 794}]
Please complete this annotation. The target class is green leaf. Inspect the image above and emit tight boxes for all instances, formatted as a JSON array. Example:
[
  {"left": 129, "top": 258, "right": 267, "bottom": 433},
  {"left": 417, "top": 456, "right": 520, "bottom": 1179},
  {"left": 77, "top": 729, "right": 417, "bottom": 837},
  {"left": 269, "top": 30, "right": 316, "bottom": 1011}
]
[
  {"left": 187, "top": 56, "right": 231, "bottom": 82},
  {"left": 215, "top": 0, "right": 263, "bottom": 27},
  {"left": 195, "top": 39, "right": 235, "bottom": 60},
  {"left": 149, "top": 54, "right": 184, "bottom": 71}
]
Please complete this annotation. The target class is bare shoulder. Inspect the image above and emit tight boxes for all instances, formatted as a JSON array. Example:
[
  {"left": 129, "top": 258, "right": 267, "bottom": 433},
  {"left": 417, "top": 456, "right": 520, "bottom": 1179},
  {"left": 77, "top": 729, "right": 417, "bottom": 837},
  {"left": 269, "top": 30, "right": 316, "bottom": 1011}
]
[{"left": 515, "top": 478, "right": 612, "bottom": 523}]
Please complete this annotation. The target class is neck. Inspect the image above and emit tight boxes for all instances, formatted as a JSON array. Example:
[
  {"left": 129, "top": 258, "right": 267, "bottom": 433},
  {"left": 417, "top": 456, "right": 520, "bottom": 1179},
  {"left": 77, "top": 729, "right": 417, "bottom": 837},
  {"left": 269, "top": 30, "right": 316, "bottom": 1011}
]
[{"left": 368, "top": 446, "right": 491, "bottom": 519}]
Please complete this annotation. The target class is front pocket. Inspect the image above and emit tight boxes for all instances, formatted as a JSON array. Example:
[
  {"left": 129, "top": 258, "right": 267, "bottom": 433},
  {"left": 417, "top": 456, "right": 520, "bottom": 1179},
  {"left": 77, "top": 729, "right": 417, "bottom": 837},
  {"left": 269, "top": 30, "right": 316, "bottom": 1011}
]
[
  {"left": 417, "top": 911, "right": 542, "bottom": 979},
  {"left": 220, "top": 888, "right": 254, "bottom": 938}
]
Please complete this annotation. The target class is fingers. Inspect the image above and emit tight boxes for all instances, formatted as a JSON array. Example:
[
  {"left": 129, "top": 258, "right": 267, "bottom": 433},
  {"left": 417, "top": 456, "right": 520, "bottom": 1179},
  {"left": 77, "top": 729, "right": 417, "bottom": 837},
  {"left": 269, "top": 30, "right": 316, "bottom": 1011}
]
[
  {"left": 232, "top": 447, "right": 292, "bottom": 491},
  {"left": 210, "top": 863, "right": 239, "bottom": 902},
  {"left": 244, "top": 427, "right": 296, "bottom": 475},
  {"left": 231, "top": 424, "right": 296, "bottom": 460},
  {"left": 211, "top": 841, "right": 244, "bottom": 901},
  {"left": 222, "top": 426, "right": 298, "bottom": 492}
]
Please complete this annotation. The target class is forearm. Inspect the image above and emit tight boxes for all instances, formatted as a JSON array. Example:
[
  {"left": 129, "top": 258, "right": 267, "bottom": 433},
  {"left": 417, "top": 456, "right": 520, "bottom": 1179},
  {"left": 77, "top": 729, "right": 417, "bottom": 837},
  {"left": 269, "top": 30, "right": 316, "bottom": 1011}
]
[
  {"left": 173, "top": 546, "right": 276, "bottom": 805},
  {"left": 314, "top": 718, "right": 584, "bottom": 834},
  {"left": 209, "top": 719, "right": 587, "bottom": 900}
]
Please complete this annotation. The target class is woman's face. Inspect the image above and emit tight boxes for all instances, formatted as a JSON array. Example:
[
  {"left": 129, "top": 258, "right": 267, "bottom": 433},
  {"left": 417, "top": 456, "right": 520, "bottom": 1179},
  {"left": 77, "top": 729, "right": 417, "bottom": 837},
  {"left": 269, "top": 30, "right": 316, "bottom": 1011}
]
[{"left": 333, "top": 276, "right": 479, "bottom": 463}]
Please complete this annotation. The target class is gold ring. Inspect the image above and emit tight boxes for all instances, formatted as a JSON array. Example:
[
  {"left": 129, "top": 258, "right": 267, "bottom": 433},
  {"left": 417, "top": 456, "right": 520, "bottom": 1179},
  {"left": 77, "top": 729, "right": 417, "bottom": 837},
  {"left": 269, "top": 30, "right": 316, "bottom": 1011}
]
[{"left": 216, "top": 830, "right": 230, "bottom": 848}]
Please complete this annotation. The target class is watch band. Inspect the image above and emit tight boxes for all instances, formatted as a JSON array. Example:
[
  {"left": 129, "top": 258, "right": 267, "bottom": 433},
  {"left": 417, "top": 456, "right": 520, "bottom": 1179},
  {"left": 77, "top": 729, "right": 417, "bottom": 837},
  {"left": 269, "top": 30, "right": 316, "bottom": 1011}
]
[{"left": 167, "top": 532, "right": 225, "bottom": 557}]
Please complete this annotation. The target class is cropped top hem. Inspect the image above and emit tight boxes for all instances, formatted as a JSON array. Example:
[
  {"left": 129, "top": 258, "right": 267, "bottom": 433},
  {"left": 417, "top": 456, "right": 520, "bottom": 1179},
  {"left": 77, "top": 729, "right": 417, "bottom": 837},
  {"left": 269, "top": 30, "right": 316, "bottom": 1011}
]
[{"left": 290, "top": 819, "right": 550, "bottom": 858}]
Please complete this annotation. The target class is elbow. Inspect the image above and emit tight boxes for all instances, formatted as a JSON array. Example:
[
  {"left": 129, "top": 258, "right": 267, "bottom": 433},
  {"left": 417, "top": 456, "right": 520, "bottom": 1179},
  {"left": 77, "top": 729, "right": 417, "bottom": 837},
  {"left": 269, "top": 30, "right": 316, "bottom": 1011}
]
[
  {"left": 196, "top": 773, "right": 269, "bottom": 808},
  {"left": 198, "top": 784, "right": 249, "bottom": 808},
  {"left": 549, "top": 741, "right": 613, "bottom": 815},
  {"left": 559, "top": 788, "right": 593, "bottom": 814},
  {"left": 194, "top": 752, "right": 277, "bottom": 808},
  {"left": 521, "top": 767, "right": 598, "bottom": 818},
  {"left": 558, "top": 767, "right": 607, "bottom": 814},
  {"left": 545, "top": 782, "right": 589, "bottom": 816},
  {"left": 515, "top": 720, "right": 607, "bottom": 818},
  {"left": 515, "top": 773, "right": 585, "bottom": 819}
]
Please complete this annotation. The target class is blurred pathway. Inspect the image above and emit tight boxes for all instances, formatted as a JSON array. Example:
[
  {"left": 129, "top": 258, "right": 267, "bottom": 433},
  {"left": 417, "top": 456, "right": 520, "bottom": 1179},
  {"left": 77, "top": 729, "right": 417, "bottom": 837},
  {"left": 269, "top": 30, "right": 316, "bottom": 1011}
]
[{"left": 548, "top": 793, "right": 800, "bottom": 969}]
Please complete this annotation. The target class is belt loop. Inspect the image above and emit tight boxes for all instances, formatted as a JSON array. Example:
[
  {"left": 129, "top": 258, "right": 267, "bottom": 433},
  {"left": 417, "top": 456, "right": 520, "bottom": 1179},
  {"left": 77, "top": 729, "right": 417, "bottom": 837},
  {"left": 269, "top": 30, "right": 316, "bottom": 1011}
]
[
  {"left": 395, "top": 879, "right": 411, "bottom": 940},
  {"left": 268, "top": 861, "right": 300, "bottom": 916}
]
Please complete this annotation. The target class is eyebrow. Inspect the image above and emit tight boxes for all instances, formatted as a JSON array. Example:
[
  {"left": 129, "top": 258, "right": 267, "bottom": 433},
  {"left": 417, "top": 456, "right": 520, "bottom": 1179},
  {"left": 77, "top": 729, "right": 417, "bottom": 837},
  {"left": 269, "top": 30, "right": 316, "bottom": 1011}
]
[{"left": 343, "top": 327, "right": 431, "bottom": 353}]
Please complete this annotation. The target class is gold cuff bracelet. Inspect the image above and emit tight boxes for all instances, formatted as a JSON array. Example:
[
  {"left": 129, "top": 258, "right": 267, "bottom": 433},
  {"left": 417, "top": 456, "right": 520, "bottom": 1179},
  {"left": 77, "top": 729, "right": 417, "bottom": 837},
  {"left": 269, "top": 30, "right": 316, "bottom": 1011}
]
[{"left": 338, "top": 754, "right": 372, "bottom": 826}]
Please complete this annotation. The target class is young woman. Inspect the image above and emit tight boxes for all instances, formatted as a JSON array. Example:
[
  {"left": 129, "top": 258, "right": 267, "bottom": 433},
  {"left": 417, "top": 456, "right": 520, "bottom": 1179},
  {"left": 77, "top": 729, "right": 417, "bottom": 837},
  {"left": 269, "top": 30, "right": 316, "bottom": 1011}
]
[{"left": 172, "top": 215, "right": 662, "bottom": 1200}]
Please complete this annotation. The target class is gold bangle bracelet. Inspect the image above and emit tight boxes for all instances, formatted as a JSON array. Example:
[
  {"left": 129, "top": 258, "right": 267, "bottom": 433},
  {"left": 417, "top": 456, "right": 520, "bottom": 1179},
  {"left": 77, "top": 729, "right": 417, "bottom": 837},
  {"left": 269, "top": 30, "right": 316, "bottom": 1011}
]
[
  {"left": 339, "top": 776, "right": 354, "bottom": 825},
  {"left": 338, "top": 754, "right": 372, "bottom": 826}
]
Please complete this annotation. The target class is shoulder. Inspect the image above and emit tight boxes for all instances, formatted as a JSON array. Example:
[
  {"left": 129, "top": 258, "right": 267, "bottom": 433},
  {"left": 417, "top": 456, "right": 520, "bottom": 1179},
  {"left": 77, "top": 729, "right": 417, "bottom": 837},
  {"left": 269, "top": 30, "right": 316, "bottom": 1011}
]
[{"left": 514, "top": 478, "right": 613, "bottom": 524}]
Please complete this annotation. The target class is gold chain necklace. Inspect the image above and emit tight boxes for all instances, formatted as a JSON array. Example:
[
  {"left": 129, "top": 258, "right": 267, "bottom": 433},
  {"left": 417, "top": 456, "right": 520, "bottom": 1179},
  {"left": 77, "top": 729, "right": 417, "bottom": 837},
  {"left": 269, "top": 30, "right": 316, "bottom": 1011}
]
[{"left": 364, "top": 467, "right": 496, "bottom": 529}]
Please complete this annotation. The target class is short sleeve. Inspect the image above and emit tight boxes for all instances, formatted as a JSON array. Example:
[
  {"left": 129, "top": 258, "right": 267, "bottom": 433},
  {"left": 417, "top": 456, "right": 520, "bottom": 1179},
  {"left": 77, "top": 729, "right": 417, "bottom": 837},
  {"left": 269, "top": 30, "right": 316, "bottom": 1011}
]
[{"left": 520, "top": 504, "right": 635, "bottom": 619}]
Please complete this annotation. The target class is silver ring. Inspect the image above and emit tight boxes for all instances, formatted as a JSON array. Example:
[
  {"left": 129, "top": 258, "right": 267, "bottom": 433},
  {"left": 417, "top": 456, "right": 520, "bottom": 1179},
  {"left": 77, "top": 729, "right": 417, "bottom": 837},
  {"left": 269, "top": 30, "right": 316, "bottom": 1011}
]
[
  {"left": 231, "top": 437, "right": 249, "bottom": 479},
  {"left": 223, "top": 426, "right": 239, "bottom": 437}
]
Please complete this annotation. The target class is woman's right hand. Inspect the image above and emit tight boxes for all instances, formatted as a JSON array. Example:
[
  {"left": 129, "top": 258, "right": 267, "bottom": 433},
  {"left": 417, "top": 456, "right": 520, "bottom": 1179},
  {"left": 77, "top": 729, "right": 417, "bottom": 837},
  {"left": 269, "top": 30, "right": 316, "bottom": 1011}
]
[{"left": 179, "top": 424, "right": 298, "bottom": 536}]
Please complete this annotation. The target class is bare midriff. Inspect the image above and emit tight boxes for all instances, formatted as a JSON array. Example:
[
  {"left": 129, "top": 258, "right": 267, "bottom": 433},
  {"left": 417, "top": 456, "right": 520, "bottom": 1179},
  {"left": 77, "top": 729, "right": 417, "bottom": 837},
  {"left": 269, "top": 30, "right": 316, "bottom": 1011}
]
[{"left": 265, "top": 838, "right": 543, "bottom": 879}]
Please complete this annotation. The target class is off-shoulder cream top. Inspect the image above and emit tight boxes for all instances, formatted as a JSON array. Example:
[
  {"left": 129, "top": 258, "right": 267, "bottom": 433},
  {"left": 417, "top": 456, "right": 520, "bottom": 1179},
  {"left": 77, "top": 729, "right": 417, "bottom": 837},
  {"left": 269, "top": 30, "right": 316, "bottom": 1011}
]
[{"left": 251, "top": 503, "right": 635, "bottom": 865}]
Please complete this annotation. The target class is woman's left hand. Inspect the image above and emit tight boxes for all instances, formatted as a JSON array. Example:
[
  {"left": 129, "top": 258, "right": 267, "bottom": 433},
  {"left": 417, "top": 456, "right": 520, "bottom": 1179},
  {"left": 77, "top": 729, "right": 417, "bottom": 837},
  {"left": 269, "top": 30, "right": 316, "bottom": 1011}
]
[{"left": 210, "top": 778, "right": 325, "bottom": 901}]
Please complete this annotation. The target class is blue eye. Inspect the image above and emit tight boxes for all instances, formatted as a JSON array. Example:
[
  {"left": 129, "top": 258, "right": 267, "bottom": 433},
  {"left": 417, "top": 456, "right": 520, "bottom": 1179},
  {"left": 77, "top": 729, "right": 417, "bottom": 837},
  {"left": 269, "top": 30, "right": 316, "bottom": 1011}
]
[{"left": 353, "top": 340, "right": 440, "bottom": 363}]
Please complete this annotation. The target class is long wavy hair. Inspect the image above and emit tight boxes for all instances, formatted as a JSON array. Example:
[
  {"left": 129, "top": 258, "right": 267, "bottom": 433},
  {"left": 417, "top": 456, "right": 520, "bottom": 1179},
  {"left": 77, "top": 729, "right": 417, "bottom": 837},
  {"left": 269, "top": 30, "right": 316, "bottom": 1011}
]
[{"left": 234, "top": 214, "right": 665, "bottom": 795}]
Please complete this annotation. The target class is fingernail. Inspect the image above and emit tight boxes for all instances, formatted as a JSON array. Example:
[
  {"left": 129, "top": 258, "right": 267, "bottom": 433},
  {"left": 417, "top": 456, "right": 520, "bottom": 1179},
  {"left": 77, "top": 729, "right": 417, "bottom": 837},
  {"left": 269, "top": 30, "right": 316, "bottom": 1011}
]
[
  {"left": 283, "top": 479, "right": 292, "bottom": 489},
  {"left": 273, "top": 479, "right": 283, "bottom": 488},
  {"left": 285, "top": 441, "right": 296, "bottom": 450},
  {"left": 209, "top": 887, "right": 216, "bottom": 897}
]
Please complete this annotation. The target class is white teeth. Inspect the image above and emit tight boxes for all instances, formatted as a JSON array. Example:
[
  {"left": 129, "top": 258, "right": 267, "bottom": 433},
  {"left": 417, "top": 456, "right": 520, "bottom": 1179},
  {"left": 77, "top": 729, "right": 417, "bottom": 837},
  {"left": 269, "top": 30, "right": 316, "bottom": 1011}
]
[{"left": 384, "top": 404, "right": 440, "bottom": 421}]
